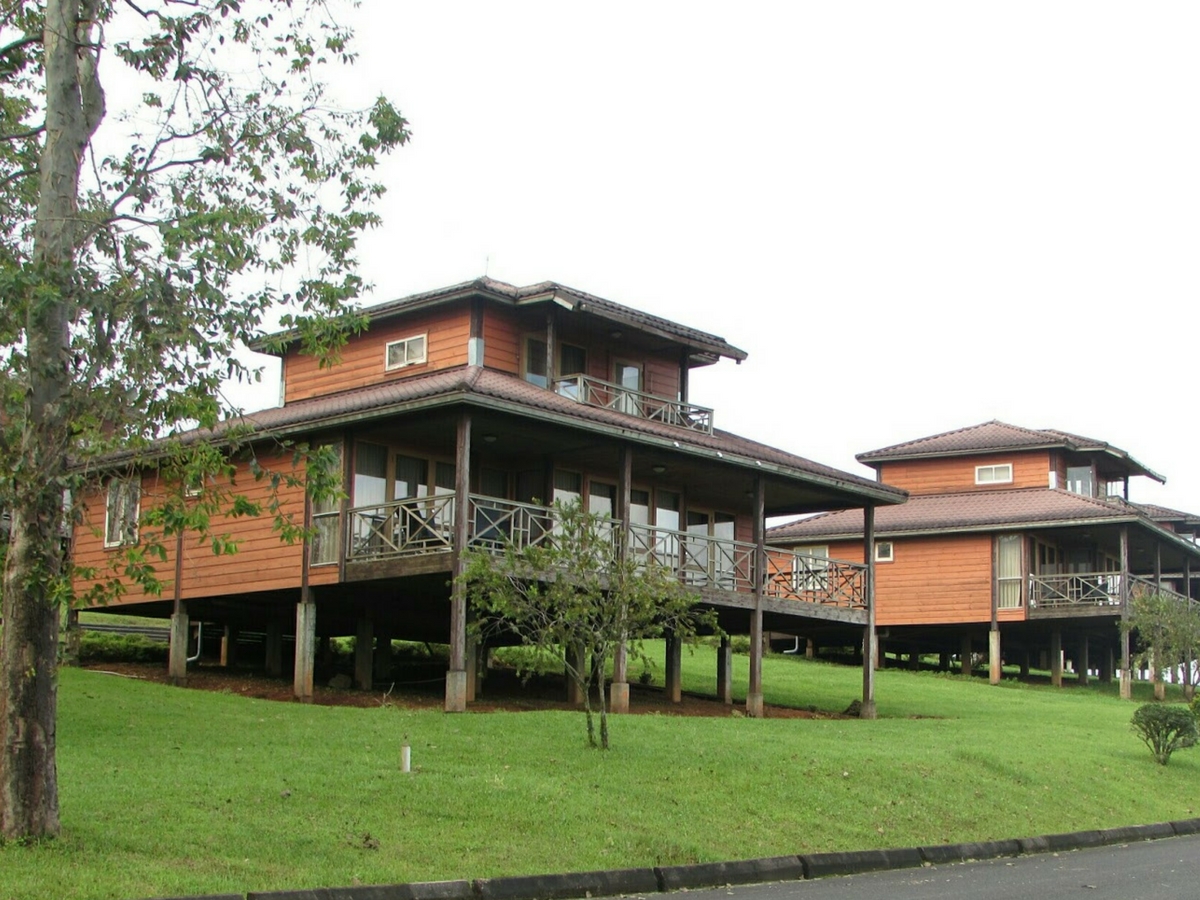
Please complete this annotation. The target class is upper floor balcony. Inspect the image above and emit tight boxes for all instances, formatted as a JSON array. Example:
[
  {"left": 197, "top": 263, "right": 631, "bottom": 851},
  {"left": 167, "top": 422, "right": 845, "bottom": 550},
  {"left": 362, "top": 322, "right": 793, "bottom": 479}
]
[
  {"left": 315, "top": 495, "right": 868, "bottom": 619},
  {"left": 1027, "top": 571, "right": 1189, "bottom": 616},
  {"left": 553, "top": 374, "right": 714, "bottom": 435}
]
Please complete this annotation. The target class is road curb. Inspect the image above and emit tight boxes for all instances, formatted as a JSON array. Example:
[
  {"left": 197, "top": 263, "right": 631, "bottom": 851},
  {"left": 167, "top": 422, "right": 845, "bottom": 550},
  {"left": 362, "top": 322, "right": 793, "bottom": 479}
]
[
  {"left": 141, "top": 817, "right": 1200, "bottom": 900},
  {"left": 654, "top": 855, "right": 804, "bottom": 891},
  {"left": 800, "top": 847, "right": 923, "bottom": 879},
  {"left": 473, "top": 868, "right": 658, "bottom": 900}
]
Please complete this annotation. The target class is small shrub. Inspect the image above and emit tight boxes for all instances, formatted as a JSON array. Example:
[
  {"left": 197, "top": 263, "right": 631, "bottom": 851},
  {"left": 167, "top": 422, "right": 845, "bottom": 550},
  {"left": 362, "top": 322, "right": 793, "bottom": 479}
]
[
  {"left": 79, "top": 633, "right": 169, "bottom": 664},
  {"left": 1131, "top": 703, "right": 1199, "bottom": 765}
]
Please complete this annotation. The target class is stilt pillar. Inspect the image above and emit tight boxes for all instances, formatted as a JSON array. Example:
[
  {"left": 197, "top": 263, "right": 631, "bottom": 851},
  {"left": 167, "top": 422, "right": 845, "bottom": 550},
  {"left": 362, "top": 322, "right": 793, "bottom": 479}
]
[
  {"left": 908, "top": 650, "right": 920, "bottom": 671},
  {"left": 666, "top": 633, "right": 683, "bottom": 704},
  {"left": 1020, "top": 651, "right": 1030, "bottom": 678},
  {"left": 168, "top": 604, "right": 189, "bottom": 685},
  {"left": 293, "top": 596, "right": 316, "bottom": 702},
  {"left": 939, "top": 651, "right": 950, "bottom": 671},
  {"left": 354, "top": 615, "right": 374, "bottom": 690},
  {"left": 805, "top": 638, "right": 815, "bottom": 660},
  {"left": 960, "top": 633, "right": 972, "bottom": 676},
  {"left": 859, "top": 504, "right": 877, "bottom": 719},
  {"left": 1050, "top": 629, "right": 1063, "bottom": 688},
  {"left": 1100, "top": 644, "right": 1113, "bottom": 684},
  {"left": 610, "top": 641, "right": 630, "bottom": 714},
  {"left": 265, "top": 619, "right": 283, "bottom": 677},
  {"left": 445, "top": 411, "right": 472, "bottom": 712},
  {"left": 988, "top": 627, "right": 1001, "bottom": 685},
  {"left": 717, "top": 635, "right": 733, "bottom": 705}
]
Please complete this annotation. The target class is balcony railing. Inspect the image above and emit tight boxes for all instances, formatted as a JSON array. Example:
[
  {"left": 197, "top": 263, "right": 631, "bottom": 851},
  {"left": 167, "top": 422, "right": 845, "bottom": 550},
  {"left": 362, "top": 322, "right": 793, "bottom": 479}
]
[
  {"left": 346, "top": 495, "right": 456, "bottom": 562},
  {"left": 553, "top": 374, "right": 714, "bottom": 434},
  {"left": 1029, "top": 571, "right": 1122, "bottom": 610},
  {"left": 762, "top": 548, "right": 869, "bottom": 611},
  {"left": 1129, "top": 575, "right": 1191, "bottom": 604},
  {"left": 339, "top": 496, "right": 868, "bottom": 613}
]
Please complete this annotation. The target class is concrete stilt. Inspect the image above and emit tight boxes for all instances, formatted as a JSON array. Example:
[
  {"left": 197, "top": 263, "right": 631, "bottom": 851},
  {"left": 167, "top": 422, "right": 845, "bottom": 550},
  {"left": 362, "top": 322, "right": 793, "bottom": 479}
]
[
  {"left": 666, "top": 633, "right": 683, "bottom": 704},
  {"left": 988, "top": 628, "right": 1001, "bottom": 685},
  {"left": 610, "top": 641, "right": 629, "bottom": 713},
  {"left": 169, "top": 606, "right": 189, "bottom": 685},
  {"left": 354, "top": 616, "right": 374, "bottom": 690},
  {"left": 747, "top": 610, "right": 764, "bottom": 717},
  {"left": 717, "top": 635, "right": 733, "bottom": 705},
  {"left": 293, "top": 599, "right": 316, "bottom": 702},
  {"left": 465, "top": 637, "right": 477, "bottom": 703}
]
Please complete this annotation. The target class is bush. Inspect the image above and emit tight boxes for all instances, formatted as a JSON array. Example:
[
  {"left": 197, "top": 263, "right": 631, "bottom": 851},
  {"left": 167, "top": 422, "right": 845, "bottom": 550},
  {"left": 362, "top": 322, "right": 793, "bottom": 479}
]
[
  {"left": 1131, "top": 703, "right": 1199, "bottom": 765},
  {"left": 79, "top": 633, "right": 169, "bottom": 664}
]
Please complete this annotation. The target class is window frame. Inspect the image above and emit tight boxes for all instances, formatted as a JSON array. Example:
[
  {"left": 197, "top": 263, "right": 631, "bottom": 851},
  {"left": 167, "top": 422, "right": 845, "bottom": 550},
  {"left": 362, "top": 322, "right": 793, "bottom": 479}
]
[
  {"left": 975, "top": 463, "right": 1014, "bottom": 485},
  {"left": 104, "top": 478, "right": 140, "bottom": 549},
  {"left": 384, "top": 333, "right": 428, "bottom": 371},
  {"left": 874, "top": 540, "right": 895, "bottom": 563}
]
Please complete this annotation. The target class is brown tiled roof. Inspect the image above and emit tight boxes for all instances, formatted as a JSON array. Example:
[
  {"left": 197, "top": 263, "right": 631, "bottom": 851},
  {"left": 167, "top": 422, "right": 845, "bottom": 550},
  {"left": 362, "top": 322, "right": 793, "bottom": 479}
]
[
  {"left": 857, "top": 420, "right": 1164, "bottom": 483},
  {"left": 184, "top": 366, "right": 905, "bottom": 505},
  {"left": 253, "top": 277, "right": 748, "bottom": 364},
  {"left": 768, "top": 488, "right": 1146, "bottom": 541},
  {"left": 1130, "top": 502, "right": 1200, "bottom": 529}
]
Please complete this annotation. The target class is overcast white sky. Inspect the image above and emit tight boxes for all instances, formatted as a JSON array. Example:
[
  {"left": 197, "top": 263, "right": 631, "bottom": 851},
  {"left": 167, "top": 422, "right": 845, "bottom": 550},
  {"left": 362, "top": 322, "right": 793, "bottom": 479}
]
[{"left": 236, "top": 2, "right": 1200, "bottom": 514}]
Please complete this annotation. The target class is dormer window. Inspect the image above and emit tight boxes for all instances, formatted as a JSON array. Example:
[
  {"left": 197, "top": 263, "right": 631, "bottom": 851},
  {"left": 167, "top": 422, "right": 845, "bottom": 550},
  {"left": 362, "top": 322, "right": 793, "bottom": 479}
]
[
  {"left": 385, "top": 334, "right": 427, "bottom": 370},
  {"left": 975, "top": 464, "right": 1013, "bottom": 485},
  {"left": 1066, "top": 466, "right": 1094, "bottom": 498}
]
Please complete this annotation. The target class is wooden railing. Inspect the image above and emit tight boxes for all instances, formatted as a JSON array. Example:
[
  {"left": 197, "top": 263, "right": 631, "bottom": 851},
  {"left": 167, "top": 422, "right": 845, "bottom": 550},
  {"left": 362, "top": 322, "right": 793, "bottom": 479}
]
[
  {"left": 553, "top": 374, "right": 714, "bottom": 434},
  {"left": 627, "top": 522, "right": 755, "bottom": 593},
  {"left": 762, "top": 548, "right": 869, "bottom": 611},
  {"left": 343, "top": 496, "right": 868, "bottom": 613},
  {"left": 1028, "top": 571, "right": 1122, "bottom": 609},
  {"left": 1129, "top": 575, "right": 1191, "bottom": 604},
  {"left": 346, "top": 495, "right": 456, "bottom": 561}
]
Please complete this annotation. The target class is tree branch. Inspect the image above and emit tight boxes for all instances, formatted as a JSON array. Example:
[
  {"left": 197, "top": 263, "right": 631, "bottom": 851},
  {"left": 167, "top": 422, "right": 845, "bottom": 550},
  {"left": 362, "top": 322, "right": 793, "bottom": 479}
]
[
  {"left": 0, "top": 33, "right": 41, "bottom": 61},
  {"left": 1, "top": 124, "right": 46, "bottom": 142}
]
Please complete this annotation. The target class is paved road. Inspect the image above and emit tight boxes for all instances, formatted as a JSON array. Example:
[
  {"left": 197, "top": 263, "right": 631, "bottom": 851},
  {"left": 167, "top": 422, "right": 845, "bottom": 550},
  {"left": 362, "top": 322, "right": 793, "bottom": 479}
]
[{"left": 675, "top": 835, "right": 1200, "bottom": 900}]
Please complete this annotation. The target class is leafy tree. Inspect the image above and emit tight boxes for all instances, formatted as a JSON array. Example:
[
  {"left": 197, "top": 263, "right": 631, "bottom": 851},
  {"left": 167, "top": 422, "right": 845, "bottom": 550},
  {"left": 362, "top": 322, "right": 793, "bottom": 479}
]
[
  {"left": 1130, "top": 703, "right": 1198, "bottom": 765},
  {"left": 462, "top": 500, "right": 716, "bottom": 749},
  {"left": 0, "top": 0, "right": 408, "bottom": 839},
  {"left": 1124, "top": 590, "right": 1200, "bottom": 700}
]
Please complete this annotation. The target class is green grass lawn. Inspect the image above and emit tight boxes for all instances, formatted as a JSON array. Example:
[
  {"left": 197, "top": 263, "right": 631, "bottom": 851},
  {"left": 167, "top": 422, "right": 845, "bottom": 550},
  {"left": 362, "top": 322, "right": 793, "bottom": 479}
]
[{"left": 2, "top": 648, "right": 1197, "bottom": 900}]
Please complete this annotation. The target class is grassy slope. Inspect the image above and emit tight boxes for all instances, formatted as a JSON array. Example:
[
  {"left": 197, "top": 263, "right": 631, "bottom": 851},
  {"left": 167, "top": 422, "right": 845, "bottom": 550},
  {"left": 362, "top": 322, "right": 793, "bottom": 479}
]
[{"left": 2, "top": 650, "right": 1197, "bottom": 900}]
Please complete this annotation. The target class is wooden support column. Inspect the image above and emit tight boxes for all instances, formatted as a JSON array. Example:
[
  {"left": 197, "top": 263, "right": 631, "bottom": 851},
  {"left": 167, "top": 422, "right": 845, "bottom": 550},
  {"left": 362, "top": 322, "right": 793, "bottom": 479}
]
[
  {"left": 805, "top": 638, "right": 815, "bottom": 660},
  {"left": 939, "top": 651, "right": 951, "bottom": 671},
  {"left": 988, "top": 628, "right": 1002, "bottom": 685},
  {"left": 446, "top": 412, "right": 472, "bottom": 712},
  {"left": 293, "top": 590, "right": 316, "bottom": 702},
  {"left": 1050, "top": 629, "right": 1063, "bottom": 688},
  {"left": 1077, "top": 634, "right": 1090, "bottom": 686},
  {"left": 1100, "top": 644, "right": 1114, "bottom": 684},
  {"left": 860, "top": 504, "right": 877, "bottom": 719},
  {"left": 1020, "top": 651, "right": 1030, "bottom": 678},
  {"left": 747, "top": 476, "right": 767, "bottom": 717},
  {"left": 908, "top": 650, "right": 920, "bottom": 671},
  {"left": 544, "top": 310, "right": 556, "bottom": 388},
  {"left": 168, "top": 601, "right": 189, "bottom": 685},
  {"left": 1119, "top": 525, "right": 1132, "bottom": 700},
  {"left": 265, "top": 619, "right": 283, "bottom": 677},
  {"left": 717, "top": 635, "right": 733, "bottom": 705},
  {"left": 354, "top": 614, "right": 374, "bottom": 690},
  {"left": 610, "top": 443, "right": 633, "bottom": 715},
  {"left": 960, "top": 633, "right": 972, "bottom": 677},
  {"left": 665, "top": 633, "right": 683, "bottom": 703}
]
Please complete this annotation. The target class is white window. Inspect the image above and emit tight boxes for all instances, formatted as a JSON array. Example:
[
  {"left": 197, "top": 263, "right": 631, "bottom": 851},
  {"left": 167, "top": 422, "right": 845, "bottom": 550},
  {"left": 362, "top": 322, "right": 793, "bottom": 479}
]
[
  {"left": 104, "top": 479, "right": 140, "bottom": 548},
  {"left": 385, "top": 334, "right": 427, "bottom": 370},
  {"left": 874, "top": 541, "right": 894, "bottom": 563},
  {"left": 975, "top": 464, "right": 1013, "bottom": 485}
]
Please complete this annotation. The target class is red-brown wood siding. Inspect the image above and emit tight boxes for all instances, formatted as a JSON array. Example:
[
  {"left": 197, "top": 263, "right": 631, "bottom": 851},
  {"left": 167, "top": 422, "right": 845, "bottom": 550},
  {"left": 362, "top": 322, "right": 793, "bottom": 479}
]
[
  {"left": 73, "top": 452, "right": 317, "bottom": 607},
  {"left": 825, "top": 535, "right": 996, "bottom": 626},
  {"left": 877, "top": 451, "right": 1051, "bottom": 496},
  {"left": 283, "top": 305, "right": 470, "bottom": 403},
  {"left": 482, "top": 306, "right": 520, "bottom": 373}
]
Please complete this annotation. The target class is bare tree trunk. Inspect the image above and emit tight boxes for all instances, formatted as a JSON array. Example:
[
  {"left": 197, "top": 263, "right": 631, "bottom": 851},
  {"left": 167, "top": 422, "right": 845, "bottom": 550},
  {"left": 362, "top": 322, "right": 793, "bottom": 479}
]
[{"left": 1, "top": 0, "right": 104, "bottom": 840}]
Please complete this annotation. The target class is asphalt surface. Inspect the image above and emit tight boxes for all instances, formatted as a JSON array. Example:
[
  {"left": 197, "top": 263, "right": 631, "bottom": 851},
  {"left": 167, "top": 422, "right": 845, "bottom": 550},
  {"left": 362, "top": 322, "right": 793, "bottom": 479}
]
[{"left": 671, "top": 833, "right": 1200, "bottom": 900}]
